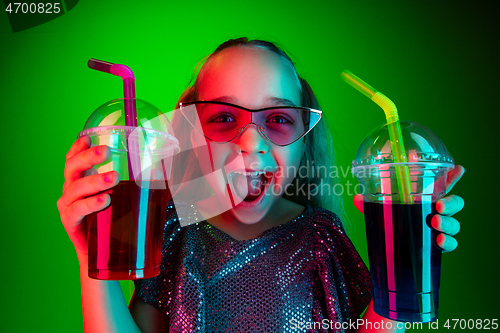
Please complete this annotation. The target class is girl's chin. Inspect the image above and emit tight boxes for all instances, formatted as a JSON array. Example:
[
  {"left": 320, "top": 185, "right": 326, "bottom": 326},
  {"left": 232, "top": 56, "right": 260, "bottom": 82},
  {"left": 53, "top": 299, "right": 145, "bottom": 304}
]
[
  {"left": 228, "top": 196, "right": 271, "bottom": 224},
  {"left": 229, "top": 200, "right": 273, "bottom": 224}
]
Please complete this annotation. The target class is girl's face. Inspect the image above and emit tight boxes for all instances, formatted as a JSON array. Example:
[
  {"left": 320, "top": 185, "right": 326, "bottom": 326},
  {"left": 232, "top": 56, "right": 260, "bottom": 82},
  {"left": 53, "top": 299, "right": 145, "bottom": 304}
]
[{"left": 192, "top": 46, "right": 305, "bottom": 224}]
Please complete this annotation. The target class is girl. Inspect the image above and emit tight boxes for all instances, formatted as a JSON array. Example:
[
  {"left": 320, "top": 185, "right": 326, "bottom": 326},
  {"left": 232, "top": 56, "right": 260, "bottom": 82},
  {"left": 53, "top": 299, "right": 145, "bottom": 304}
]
[{"left": 58, "top": 38, "right": 464, "bottom": 332}]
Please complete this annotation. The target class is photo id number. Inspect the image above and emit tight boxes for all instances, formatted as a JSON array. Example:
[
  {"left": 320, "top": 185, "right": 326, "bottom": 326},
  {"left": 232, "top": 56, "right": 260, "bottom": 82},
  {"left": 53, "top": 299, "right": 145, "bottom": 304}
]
[
  {"left": 5, "top": 3, "right": 61, "bottom": 14},
  {"left": 443, "top": 319, "right": 498, "bottom": 330}
]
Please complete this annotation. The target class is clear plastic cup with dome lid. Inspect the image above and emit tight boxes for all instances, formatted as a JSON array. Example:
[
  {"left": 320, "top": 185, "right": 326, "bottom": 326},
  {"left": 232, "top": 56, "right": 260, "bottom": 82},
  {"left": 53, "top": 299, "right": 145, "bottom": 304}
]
[
  {"left": 352, "top": 121, "right": 454, "bottom": 322},
  {"left": 78, "top": 98, "right": 180, "bottom": 280}
]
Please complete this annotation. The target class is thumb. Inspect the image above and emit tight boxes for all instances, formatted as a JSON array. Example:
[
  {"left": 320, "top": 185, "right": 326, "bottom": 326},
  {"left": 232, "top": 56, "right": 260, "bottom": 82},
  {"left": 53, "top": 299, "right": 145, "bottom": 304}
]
[{"left": 353, "top": 194, "right": 364, "bottom": 214}]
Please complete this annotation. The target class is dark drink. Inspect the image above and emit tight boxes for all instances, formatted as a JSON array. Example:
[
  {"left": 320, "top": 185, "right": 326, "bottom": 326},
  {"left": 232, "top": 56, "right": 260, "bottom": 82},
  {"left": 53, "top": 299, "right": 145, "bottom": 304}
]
[
  {"left": 86, "top": 180, "right": 171, "bottom": 280},
  {"left": 364, "top": 202, "right": 442, "bottom": 322}
]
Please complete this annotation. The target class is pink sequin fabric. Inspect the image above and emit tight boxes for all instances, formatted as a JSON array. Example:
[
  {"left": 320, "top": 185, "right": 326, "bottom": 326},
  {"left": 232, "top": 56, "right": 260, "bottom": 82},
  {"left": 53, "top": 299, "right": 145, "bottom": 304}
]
[{"left": 134, "top": 202, "right": 372, "bottom": 332}]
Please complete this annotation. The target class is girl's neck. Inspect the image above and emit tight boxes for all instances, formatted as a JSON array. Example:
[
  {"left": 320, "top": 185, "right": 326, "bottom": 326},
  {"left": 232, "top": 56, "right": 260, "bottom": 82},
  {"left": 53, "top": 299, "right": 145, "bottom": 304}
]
[{"left": 196, "top": 197, "right": 305, "bottom": 241}]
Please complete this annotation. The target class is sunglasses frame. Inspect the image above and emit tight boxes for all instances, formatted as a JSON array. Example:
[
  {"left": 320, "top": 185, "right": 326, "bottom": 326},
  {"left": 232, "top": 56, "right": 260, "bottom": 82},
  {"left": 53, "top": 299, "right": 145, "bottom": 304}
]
[{"left": 179, "top": 101, "right": 322, "bottom": 146}]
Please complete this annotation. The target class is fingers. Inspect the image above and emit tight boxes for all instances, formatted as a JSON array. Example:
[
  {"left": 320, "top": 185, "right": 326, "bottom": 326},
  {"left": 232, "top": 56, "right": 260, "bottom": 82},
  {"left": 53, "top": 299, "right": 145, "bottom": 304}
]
[
  {"left": 63, "top": 145, "right": 111, "bottom": 192},
  {"left": 353, "top": 194, "right": 364, "bottom": 214},
  {"left": 436, "top": 233, "right": 458, "bottom": 252},
  {"left": 62, "top": 192, "right": 111, "bottom": 226},
  {"left": 58, "top": 171, "right": 120, "bottom": 212},
  {"left": 431, "top": 214, "right": 460, "bottom": 236},
  {"left": 445, "top": 165, "right": 465, "bottom": 194},
  {"left": 433, "top": 171, "right": 464, "bottom": 253},
  {"left": 435, "top": 194, "right": 465, "bottom": 215},
  {"left": 66, "top": 136, "right": 91, "bottom": 160}
]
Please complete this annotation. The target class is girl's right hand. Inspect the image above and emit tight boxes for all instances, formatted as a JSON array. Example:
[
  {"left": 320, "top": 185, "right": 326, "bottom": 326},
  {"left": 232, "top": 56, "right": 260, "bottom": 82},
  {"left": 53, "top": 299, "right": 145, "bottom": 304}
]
[{"left": 57, "top": 136, "right": 120, "bottom": 259}]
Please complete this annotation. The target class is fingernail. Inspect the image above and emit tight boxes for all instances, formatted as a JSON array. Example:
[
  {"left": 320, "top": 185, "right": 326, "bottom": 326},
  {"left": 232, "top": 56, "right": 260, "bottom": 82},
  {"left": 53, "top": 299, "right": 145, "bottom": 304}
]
[
  {"left": 432, "top": 214, "right": 441, "bottom": 229},
  {"left": 436, "top": 200, "right": 445, "bottom": 214}
]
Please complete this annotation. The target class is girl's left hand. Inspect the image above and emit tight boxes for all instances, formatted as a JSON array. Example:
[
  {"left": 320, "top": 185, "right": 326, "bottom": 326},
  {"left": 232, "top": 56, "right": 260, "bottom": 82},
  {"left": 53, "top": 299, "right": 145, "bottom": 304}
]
[{"left": 353, "top": 165, "right": 465, "bottom": 253}]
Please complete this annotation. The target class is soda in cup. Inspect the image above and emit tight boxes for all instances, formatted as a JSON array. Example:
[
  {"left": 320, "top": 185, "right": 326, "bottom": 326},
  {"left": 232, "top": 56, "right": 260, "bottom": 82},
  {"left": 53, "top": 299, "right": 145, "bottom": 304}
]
[
  {"left": 352, "top": 121, "right": 454, "bottom": 322},
  {"left": 78, "top": 98, "right": 180, "bottom": 280}
]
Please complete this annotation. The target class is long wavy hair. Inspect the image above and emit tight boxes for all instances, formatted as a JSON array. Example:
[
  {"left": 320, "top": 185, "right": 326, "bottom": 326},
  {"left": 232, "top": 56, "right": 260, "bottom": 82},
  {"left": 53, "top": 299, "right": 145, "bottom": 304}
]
[{"left": 169, "top": 38, "right": 345, "bottom": 222}]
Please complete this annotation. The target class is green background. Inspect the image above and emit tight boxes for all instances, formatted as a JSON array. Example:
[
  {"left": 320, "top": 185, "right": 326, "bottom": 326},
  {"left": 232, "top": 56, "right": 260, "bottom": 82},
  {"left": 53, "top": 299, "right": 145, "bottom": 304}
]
[{"left": 1, "top": 1, "right": 498, "bottom": 331}]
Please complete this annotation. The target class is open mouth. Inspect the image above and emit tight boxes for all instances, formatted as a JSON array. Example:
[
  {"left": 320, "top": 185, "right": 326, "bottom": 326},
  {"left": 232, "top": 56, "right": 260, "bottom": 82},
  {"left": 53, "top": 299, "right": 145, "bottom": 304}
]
[{"left": 227, "top": 170, "right": 274, "bottom": 202}]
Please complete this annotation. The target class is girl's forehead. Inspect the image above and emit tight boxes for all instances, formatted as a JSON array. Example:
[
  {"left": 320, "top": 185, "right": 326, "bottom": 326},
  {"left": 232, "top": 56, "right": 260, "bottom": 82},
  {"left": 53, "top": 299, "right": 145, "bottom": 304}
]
[{"left": 196, "top": 46, "right": 302, "bottom": 107}]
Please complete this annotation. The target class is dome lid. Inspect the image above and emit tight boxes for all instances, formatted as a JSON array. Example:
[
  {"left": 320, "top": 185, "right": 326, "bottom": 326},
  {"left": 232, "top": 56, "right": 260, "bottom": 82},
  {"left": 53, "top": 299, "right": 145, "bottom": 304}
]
[
  {"left": 78, "top": 98, "right": 179, "bottom": 154},
  {"left": 352, "top": 121, "right": 454, "bottom": 171},
  {"left": 81, "top": 98, "right": 175, "bottom": 134}
]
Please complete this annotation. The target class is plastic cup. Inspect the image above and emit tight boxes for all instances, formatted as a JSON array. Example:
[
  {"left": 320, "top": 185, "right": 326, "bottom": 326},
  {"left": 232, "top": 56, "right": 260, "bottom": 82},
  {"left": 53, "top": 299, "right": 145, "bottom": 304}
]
[
  {"left": 78, "top": 99, "right": 180, "bottom": 280},
  {"left": 352, "top": 121, "right": 454, "bottom": 322}
]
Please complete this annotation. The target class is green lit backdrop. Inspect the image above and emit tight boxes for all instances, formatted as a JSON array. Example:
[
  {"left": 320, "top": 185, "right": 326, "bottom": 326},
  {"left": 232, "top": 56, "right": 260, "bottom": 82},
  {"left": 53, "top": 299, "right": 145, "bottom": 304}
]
[{"left": 1, "top": 1, "right": 498, "bottom": 331}]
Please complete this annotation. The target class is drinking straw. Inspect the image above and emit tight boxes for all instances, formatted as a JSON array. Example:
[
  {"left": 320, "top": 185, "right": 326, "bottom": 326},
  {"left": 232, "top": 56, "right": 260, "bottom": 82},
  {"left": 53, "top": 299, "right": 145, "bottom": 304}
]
[
  {"left": 88, "top": 59, "right": 137, "bottom": 126},
  {"left": 88, "top": 59, "right": 139, "bottom": 181},
  {"left": 341, "top": 70, "right": 413, "bottom": 204}
]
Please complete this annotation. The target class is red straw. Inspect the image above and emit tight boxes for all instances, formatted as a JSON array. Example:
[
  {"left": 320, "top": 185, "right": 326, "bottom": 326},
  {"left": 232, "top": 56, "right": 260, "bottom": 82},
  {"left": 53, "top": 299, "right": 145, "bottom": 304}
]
[
  {"left": 88, "top": 59, "right": 139, "bottom": 180},
  {"left": 88, "top": 59, "right": 137, "bottom": 126}
]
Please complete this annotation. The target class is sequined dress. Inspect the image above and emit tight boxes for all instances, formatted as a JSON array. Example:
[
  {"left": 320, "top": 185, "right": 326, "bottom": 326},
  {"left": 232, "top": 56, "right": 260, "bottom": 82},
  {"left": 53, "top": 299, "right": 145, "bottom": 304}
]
[{"left": 134, "top": 202, "right": 372, "bottom": 332}]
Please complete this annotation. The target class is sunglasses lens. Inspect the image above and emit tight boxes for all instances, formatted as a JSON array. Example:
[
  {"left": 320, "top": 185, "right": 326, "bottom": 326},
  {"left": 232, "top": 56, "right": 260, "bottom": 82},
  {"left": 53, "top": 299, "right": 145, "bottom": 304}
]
[
  {"left": 181, "top": 103, "right": 246, "bottom": 142},
  {"left": 257, "top": 108, "right": 320, "bottom": 145},
  {"left": 181, "top": 103, "right": 320, "bottom": 145}
]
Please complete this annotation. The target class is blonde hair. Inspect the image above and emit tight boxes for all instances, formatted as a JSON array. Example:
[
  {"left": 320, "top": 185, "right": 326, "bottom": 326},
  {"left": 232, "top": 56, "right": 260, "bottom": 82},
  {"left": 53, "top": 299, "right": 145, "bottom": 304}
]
[{"left": 169, "top": 38, "right": 345, "bottom": 222}]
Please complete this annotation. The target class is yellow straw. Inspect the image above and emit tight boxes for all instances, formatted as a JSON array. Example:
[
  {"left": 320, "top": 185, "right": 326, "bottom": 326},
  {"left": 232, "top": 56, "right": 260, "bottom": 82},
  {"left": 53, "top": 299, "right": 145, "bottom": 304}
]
[{"left": 341, "top": 70, "right": 413, "bottom": 204}]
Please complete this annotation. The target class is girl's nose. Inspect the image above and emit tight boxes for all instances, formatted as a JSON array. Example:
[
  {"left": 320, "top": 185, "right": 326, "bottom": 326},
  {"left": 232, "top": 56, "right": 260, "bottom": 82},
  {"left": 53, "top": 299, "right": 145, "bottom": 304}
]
[{"left": 234, "top": 123, "right": 269, "bottom": 155}]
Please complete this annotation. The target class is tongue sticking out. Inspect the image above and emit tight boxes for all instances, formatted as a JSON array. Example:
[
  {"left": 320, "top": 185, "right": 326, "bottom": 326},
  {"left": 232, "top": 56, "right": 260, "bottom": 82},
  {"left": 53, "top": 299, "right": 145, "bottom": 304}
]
[{"left": 232, "top": 173, "right": 267, "bottom": 202}]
